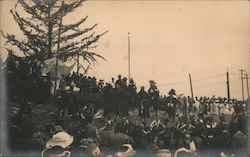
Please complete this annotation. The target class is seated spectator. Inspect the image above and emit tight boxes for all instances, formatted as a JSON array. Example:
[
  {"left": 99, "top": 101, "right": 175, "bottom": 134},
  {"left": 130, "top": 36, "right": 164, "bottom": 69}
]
[
  {"left": 41, "top": 131, "right": 74, "bottom": 157},
  {"left": 85, "top": 143, "right": 103, "bottom": 157},
  {"left": 230, "top": 130, "right": 247, "bottom": 148},
  {"left": 41, "top": 145, "right": 71, "bottom": 157},
  {"left": 174, "top": 141, "right": 197, "bottom": 157},
  {"left": 114, "top": 144, "right": 136, "bottom": 157},
  {"left": 155, "top": 149, "right": 171, "bottom": 157}
]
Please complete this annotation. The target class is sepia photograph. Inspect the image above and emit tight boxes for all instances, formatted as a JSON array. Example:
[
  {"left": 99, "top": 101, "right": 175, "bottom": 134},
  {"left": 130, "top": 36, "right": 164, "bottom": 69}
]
[{"left": 0, "top": 0, "right": 249, "bottom": 156}]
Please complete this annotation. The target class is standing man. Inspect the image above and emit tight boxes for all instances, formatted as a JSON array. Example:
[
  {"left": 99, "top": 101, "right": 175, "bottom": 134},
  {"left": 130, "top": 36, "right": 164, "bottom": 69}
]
[
  {"left": 148, "top": 80, "right": 160, "bottom": 117},
  {"left": 115, "top": 75, "right": 123, "bottom": 87},
  {"left": 128, "top": 78, "right": 137, "bottom": 108},
  {"left": 116, "top": 84, "right": 129, "bottom": 117},
  {"left": 138, "top": 86, "right": 150, "bottom": 121}
]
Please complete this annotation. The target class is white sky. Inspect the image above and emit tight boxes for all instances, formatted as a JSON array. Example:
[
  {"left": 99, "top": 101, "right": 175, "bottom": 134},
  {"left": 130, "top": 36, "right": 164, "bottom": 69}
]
[{"left": 0, "top": 0, "right": 249, "bottom": 99}]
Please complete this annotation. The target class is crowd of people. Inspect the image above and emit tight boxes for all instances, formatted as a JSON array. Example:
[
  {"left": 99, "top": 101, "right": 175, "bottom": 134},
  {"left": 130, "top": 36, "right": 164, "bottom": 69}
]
[
  {"left": 8, "top": 70, "right": 249, "bottom": 157},
  {"left": 56, "top": 73, "right": 139, "bottom": 118},
  {"left": 3, "top": 55, "right": 249, "bottom": 156},
  {"left": 4, "top": 52, "right": 50, "bottom": 103}
]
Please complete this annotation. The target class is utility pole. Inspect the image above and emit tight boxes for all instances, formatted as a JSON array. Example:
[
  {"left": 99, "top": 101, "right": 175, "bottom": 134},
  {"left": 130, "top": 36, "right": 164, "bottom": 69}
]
[
  {"left": 244, "top": 73, "right": 249, "bottom": 100},
  {"left": 189, "top": 73, "right": 194, "bottom": 99},
  {"left": 128, "top": 32, "right": 131, "bottom": 81},
  {"left": 53, "top": 1, "right": 64, "bottom": 95},
  {"left": 239, "top": 69, "right": 245, "bottom": 101},
  {"left": 226, "top": 71, "right": 230, "bottom": 102}
]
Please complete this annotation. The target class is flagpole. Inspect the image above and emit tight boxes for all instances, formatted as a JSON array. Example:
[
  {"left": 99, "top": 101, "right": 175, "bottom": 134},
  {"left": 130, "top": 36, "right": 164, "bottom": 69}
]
[{"left": 128, "top": 32, "right": 131, "bottom": 81}]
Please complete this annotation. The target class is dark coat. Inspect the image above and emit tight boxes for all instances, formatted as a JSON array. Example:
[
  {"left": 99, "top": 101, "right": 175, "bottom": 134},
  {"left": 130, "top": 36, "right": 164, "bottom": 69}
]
[{"left": 138, "top": 90, "right": 150, "bottom": 118}]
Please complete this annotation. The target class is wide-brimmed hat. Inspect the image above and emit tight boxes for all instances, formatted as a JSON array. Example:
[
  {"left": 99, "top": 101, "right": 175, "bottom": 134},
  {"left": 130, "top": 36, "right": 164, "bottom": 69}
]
[
  {"left": 41, "top": 145, "right": 71, "bottom": 157},
  {"left": 65, "top": 86, "right": 71, "bottom": 90},
  {"left": 149, "top": 80, "right": 156, "bottom": 84},
  {"left": 46, "top": 132, "right": 74, "bottom": 148},
  {"left": 73, "top": 87, "right": 80, "bottom": 92},
  {"left": 155, "top": 149, "right": 171, "bottom": 157}
]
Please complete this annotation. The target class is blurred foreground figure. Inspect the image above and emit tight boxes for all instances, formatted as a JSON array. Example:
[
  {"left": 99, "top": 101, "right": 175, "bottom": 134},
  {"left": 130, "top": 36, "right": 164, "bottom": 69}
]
[{"left": 41, "top": 131, "right": 73, "bottom": 157}]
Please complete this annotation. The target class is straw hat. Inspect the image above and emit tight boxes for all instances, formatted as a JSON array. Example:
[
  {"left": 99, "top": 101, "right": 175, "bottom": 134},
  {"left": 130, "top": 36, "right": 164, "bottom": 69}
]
[
  {"left": 46, "top": 132, "right": 74, "bottom": 148},
  {"left": 41, "top": 145, "right": 72, "bottom": 157},
  {"left": 73, "top": 87, "right": 80, "bottom": 92},
  {"left": 155, "top": 149, "right": 171, "bottom": 157},
  {"left": 65, "top": 86, "right": 71, "bottom": 90}
]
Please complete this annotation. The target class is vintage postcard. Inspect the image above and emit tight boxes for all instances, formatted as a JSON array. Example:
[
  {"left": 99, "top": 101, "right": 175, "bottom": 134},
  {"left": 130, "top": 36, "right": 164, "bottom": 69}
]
[{"left": 0, "top": 0, "right": 249, "bottom": 156}]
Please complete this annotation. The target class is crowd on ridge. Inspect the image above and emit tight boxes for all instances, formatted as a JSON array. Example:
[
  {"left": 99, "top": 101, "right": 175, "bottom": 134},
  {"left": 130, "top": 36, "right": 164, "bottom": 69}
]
[
  {"left": 3, "top": 55, "right": 249, "bottom": 156},
  {"left": 9, "top": 71, "right": 249, "bottom": 157}
]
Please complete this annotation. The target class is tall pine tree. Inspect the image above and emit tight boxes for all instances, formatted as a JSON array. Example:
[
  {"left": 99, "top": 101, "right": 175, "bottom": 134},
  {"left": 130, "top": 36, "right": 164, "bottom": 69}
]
[{"left": 1, "top": 0, "right": 107, "bottom": 70}]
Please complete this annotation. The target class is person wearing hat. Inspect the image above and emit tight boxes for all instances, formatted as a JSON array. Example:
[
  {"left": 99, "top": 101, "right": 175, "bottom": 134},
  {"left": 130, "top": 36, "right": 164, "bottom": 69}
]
[
  {"left": 217, "top": 113, "right": 230, "bottom": 148},
  {"left": 41, "top": 131, "right": 74, "bottom": 157},
  {"left": 115, "top": 75, "right": 123, "bottom": 88},
  {"left": 122, "top": 77, "right": 128, "bottom": 87},
  {"left": 203, "top": 114, "right": 218, "bottom": 147},
  {"left": 156, "top": 119, "right": 172, "bottom": 149},
  {"left": 42, "top": 146, "right": 71, "bottom": 157},
  {"left": 85, "top": 143, "right": 104, "bottom": 157},
  {"left": 168, "top": 89, "right": 176, "bottom": 97},
  {"left": 114, "top": 144, "right": 136, "bottom": 157},
  {"left": 78, "top": 122, "right": 101, "bottom": 147},
  {"left": 128, "top": 78, "right": 137, "bottom": 108},
  {"left": 167, "top": 99, "right": 176, "bottom": 122},
  {"left": 218, "top": 114, "right": 227, "bottom": 132},
  {"left": 230, "top": 130, "right": 247, "bottom": 148},
  {"left": 148, "top": 80, "right": 160, "bottom": 117},
  {"left": 175, "top": 114, "right": 189, "bottom": 148},
  {"left": 56, "top": 84, "right": 68, "bottom": 116},
  {"left": 174, "top": 140, "right": 197, "bottom": 157},
  {"left": 155, "top": 149, "right": 172, "bottom": 157},
  {"left": 115, "top": 81, "right": 129, "bottom": 117},
  {"left": 138, "top": 86, "right": 150, "bottom": 120},
  {"left": 102, "top": 83, "right": 116, "bottom": 117}
]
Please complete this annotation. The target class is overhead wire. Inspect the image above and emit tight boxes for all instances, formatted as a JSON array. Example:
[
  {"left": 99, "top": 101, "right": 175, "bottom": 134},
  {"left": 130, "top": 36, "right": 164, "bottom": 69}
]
[
  {"left": 158, "top": 72, "right": 240, "bottom": 86},
  {"left": 158, "top": 80, "right": 187, "bottom": 86},
  {"left": 192, "top": 73, "right": 225, "bottom": 82},
  {"left": 194, "top": 79, "right": 239, "bottom": 90},
  {"left": 157, "top": 71, "right": 242, "bottom": 92}
]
